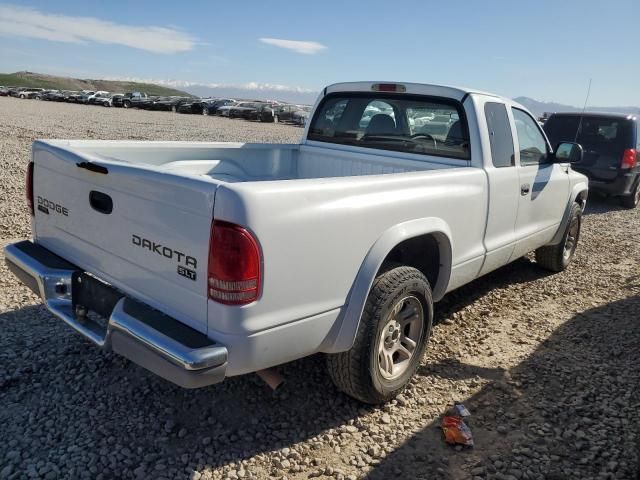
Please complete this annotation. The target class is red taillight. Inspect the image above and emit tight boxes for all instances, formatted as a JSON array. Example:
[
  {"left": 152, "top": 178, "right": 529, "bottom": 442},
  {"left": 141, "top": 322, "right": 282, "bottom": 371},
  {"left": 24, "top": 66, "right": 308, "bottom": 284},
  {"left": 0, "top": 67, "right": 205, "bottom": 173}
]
[
  {"left": 372, "top": 83, "right": 407, "bottom": 93},
  {"left": 208, "top": 220, "right": 261, "bottom": 305},
  {"left": 26, "top": 161, "right": 34, "bottom": 216},
  {"left": 621, "top": 149, "right": 637, "bottom": 169}
]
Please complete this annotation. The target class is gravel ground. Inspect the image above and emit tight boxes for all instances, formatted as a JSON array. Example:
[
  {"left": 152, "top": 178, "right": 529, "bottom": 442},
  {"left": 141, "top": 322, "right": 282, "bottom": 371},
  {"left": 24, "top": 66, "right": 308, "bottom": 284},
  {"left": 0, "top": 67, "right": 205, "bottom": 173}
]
[{"left": 0, "top": 96, "right": 638, "bottom": 480}]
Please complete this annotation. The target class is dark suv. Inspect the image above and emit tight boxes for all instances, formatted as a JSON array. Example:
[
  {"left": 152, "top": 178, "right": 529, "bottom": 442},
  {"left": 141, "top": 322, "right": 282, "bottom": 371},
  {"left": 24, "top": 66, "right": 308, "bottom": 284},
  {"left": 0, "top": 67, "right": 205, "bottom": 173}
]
[{"left": 544, "top": 113, "right": 639, "bottom": 208}]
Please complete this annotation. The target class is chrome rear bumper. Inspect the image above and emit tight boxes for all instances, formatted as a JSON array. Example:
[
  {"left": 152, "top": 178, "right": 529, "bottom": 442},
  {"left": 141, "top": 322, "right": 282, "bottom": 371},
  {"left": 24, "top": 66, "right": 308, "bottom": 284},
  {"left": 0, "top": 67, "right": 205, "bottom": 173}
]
[{"left": 4, "top": 240, "right": 227, "bottom": 388}]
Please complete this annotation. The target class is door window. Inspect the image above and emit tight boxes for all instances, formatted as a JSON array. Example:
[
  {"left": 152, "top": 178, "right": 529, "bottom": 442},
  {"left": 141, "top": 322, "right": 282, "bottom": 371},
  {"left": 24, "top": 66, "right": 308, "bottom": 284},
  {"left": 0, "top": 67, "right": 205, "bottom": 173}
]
[
  {"left": 485, "top": 102, "right": 515, "bottom": 168},
  {"left": 512, "top": 108, "right": 548, "bottom": 165}
]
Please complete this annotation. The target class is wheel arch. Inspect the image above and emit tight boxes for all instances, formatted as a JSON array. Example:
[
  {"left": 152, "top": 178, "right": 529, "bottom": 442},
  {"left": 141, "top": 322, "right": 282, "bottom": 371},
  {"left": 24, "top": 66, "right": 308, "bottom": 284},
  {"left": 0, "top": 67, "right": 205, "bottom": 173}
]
[
  {"left": 322, "top": 218, "right": 453, "bottom": 353},
  {"left": 549, "top": 182, "right": 588, "bottom": 245}
]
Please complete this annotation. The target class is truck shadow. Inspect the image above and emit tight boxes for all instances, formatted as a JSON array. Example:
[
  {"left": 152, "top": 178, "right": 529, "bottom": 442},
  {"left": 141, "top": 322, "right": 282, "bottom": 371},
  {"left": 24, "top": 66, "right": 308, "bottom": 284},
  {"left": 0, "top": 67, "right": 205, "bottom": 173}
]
[
  {"left": 0, "top": 303, "right": 367, "bottom": 478},
  {"left": 363, "top": 296, "right": 640, "bottom": 479},
  {"left": 433, "top": 257, "right": 548, "bottom": 325},
  {"left": 583, "top": 194, "right": 627, "bottom": 216}
]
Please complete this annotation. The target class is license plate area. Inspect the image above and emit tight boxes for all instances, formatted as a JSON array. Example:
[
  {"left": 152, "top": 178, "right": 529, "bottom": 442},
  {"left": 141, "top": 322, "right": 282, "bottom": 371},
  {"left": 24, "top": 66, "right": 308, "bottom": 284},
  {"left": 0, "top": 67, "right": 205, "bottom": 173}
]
[{"left": 72, "top": 272, "right": 124, "bottom": 320}]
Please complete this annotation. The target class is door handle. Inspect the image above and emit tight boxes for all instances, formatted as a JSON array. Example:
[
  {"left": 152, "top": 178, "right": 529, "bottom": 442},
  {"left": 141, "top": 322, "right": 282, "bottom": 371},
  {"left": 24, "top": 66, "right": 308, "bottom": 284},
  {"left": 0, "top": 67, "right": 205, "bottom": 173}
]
[
  {"left": 77, "top": 161, "right": 108, "bottom": 175},
  {"left": 520, "top": 184, "right": 531, "bottom": 196}
]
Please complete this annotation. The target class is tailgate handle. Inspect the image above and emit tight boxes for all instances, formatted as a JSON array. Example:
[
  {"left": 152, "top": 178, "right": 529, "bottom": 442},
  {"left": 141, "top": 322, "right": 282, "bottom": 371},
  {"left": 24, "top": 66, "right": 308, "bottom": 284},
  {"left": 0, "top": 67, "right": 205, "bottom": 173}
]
[
  {"left": 89, "top": 191, "right": 113, "bottom": 214},
  {"left": 77, "top": 162, "right": 108, "bottom": 174}
]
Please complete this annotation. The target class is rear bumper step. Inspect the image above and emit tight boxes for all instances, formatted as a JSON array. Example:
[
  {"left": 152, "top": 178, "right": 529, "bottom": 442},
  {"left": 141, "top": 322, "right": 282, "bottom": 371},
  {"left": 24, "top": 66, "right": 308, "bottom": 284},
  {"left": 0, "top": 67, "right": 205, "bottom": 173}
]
[
  {"left": 4, "top": 240, "right": 227, "bottom": 388},
  {"left": 575, "top": 171, "right": 637, "bottom": 196}
]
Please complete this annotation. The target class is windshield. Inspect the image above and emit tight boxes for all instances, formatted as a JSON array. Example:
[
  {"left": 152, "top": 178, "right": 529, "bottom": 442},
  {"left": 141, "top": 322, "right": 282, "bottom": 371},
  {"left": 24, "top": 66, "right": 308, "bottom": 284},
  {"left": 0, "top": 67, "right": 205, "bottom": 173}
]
[
  {"left": 308, "top": 93, "right": 470, "bottom": 160},
  {"left": 544, "top": 115, "right": 635, "bottom": 152}
]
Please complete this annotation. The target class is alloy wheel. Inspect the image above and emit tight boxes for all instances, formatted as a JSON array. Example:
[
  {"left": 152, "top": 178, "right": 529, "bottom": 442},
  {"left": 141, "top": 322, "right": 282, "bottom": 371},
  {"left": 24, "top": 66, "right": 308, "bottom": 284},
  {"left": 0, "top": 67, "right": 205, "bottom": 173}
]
[{"left": 377, "top": 296, "right": 424, "bottom": 380}]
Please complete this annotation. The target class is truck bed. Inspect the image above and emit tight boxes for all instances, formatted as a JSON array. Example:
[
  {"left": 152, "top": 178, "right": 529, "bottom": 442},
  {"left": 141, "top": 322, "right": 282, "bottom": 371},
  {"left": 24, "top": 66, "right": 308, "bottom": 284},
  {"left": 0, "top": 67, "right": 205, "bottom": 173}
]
[
  {"left": 31, "top": 139, "right": 480, "bottom": 360},
  {"left": 45, "top": 140, "right": 459, "bottom": 183}
]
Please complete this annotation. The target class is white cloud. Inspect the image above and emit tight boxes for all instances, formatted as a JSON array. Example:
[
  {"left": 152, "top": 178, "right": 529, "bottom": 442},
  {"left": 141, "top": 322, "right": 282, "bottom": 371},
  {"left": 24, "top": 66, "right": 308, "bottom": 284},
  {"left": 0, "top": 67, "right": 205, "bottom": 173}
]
[
  {"left": 259, "top": 38, "right": 327, "bottom": 55},
  {"left": 0, "top": 4, "right": 195, "bottom": 54},
  {"left": 107, "top": 76, "right": 318, "bottom": 94}
]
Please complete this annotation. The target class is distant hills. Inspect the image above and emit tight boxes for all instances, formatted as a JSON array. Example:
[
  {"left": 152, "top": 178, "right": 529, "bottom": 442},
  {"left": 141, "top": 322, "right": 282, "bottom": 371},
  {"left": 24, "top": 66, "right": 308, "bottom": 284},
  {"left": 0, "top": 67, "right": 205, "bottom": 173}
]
[
  {"left": 514, "top": 96, "right": 640, "bottom": 118},
  {"left": 2, "top": 72, "right": 638, "bottom": 114},
  {"left": 0, "top": 71, "right": 191, "bottom": 97}
]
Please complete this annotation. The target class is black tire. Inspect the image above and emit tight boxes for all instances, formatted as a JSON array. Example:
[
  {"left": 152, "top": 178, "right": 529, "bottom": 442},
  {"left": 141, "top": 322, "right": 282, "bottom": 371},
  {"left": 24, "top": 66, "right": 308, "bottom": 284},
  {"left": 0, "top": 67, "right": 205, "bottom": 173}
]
[
  {"left": 123, "top": 100, "right": 131, "bottom": 109},
  {"left": 535, "top": 202, "right": 582, "bottom": 272},
  {"left": 273, "top": 115, "right": 279, "bottom": 123},
  {"left": 171, "top": 105, "right": 177, "bottom": 113},
  {"left": 620, "top": 180, "right": 640, "bottom": 209},
  {"left": 327, "top": 266, "right": 433, "bottom": 404},
  {"left": 202, "top": 108, "right": 208, "bottom": 116}
]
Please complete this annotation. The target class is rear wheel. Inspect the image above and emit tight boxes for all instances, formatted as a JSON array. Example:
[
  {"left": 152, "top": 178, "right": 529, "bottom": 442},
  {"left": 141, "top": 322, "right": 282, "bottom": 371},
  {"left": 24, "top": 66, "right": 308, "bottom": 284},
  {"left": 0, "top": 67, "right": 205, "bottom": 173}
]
[
  {"left": 535, "top": 202, "right": 582, "bottom": 272},
  {"left": 123, "top": 100, "right": 131, "bottom": 109},
  {"left": 202, "top": 108, "right": 208, "bottom": 116},
  {"left": 620, "top": 180, "right": 640, "bottom": 209},
  {"left": 327, "top": 266, "right": 433, "bottom": 404},
  {"left": 171, "top": 105, "right": 177, "bottom": 113}
]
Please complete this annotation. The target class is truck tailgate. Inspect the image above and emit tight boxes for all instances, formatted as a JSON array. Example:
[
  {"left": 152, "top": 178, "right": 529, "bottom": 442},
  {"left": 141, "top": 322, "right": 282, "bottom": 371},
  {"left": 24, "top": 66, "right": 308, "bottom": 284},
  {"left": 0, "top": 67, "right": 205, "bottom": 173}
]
[{"left": 32, "top": 141, "right": 217, "bottom": 333}]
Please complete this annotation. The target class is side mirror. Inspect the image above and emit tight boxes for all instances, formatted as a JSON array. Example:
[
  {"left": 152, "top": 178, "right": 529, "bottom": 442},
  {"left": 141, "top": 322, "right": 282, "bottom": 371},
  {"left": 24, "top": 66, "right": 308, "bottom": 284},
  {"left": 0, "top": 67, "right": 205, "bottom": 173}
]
[{"left": 554, "top": 142, "right": 583, "bottom": 163}]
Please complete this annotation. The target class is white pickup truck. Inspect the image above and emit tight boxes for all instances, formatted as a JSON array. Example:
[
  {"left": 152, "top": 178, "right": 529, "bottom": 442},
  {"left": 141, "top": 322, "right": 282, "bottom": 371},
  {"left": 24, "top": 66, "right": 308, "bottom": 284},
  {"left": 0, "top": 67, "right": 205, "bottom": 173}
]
[{"left": 5, "top": 82, "right": 588, "bottom": 403}]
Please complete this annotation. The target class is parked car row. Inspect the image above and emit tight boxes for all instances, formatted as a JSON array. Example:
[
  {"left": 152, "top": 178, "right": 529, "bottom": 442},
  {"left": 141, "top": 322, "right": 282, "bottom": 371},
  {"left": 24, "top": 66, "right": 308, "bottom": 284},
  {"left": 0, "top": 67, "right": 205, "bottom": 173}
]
[
  {"left": 197, "top": 99, "right": 311, "bottom": 125},
  {"left": 0, "top": 86, "right": 45, "bottom": 99},
  {"left": 0, "top": 85, "right": 312, "bottom": 125}
]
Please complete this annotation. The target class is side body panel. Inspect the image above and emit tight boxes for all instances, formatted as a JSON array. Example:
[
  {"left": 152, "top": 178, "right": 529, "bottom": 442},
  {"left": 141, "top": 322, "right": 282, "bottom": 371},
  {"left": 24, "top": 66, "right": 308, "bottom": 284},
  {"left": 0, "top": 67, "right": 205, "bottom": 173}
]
[
  {"left": 210, "top": 167, "right": 489, "bottom": 373},
  {"left": 472, "top": 95, "right": 521, "bottom": 276},
  {"left": 507, "top": 106, "right": 572, "bottom": 259}
]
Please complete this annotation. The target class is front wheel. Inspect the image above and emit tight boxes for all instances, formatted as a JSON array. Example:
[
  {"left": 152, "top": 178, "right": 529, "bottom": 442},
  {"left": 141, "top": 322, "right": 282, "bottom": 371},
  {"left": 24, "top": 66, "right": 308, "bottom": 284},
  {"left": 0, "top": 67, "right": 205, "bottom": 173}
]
[
  {"left": 327, "top": 266, "right": 433, "bottom": 404},
  {"left": 122, "top": 100, "right": 131, "bottom": 109},
  {"left": 535, "top": 202, "right": 582, "bottom": 272}
]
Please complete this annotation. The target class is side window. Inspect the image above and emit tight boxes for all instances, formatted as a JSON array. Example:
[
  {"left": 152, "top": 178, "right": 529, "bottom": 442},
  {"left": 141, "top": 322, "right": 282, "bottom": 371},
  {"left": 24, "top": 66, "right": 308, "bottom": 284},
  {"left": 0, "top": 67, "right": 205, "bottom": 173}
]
[
  {"left": 484, "top": 102, "right": 515, "bottom": 168},
  {"left": 512, "top": 108, "right": 548, "bottom": 165}
]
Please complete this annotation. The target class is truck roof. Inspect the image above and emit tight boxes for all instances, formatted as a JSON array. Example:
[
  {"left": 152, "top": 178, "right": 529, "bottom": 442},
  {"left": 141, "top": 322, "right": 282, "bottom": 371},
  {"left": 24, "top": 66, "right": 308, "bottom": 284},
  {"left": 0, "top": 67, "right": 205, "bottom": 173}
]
[{"left": 324, "top": 81, "right": 507, "bottom": 103}]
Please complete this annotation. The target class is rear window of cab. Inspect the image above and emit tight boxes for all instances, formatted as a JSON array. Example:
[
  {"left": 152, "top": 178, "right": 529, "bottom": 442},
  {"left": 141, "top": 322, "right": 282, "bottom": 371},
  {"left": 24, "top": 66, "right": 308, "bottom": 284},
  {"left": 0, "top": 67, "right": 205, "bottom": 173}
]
[{"left": 307, "top": 93, "right": 471, "bottom": 160}]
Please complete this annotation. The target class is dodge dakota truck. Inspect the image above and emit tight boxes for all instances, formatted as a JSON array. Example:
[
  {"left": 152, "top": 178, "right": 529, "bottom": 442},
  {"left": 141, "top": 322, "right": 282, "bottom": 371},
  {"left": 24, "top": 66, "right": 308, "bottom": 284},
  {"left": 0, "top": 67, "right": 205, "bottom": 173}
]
[{"left": 5, "top": 82, "right": 588, "bottom": 404}]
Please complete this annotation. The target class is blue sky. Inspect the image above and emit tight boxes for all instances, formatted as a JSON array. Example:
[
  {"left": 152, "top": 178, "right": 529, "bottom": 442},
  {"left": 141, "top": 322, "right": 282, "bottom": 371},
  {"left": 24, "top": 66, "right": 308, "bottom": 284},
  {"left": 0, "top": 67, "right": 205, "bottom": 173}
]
[{"left": 0, "top": 0, "right": 638, "bottom": 106}]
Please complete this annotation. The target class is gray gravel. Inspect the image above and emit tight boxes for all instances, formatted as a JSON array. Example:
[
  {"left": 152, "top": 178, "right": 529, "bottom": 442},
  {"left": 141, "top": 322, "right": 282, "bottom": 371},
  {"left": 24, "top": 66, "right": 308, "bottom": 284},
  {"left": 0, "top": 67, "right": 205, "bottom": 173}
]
[{"left": 1, "top": 96, "right": 639, "bottom": 480}]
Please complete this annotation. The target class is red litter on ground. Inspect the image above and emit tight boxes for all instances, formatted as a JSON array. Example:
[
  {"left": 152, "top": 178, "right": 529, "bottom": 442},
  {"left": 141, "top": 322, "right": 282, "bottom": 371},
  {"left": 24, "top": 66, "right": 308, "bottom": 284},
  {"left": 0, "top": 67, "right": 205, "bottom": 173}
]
[{"left": 441, "top": 415, "right": 474, "bottom": 447}]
